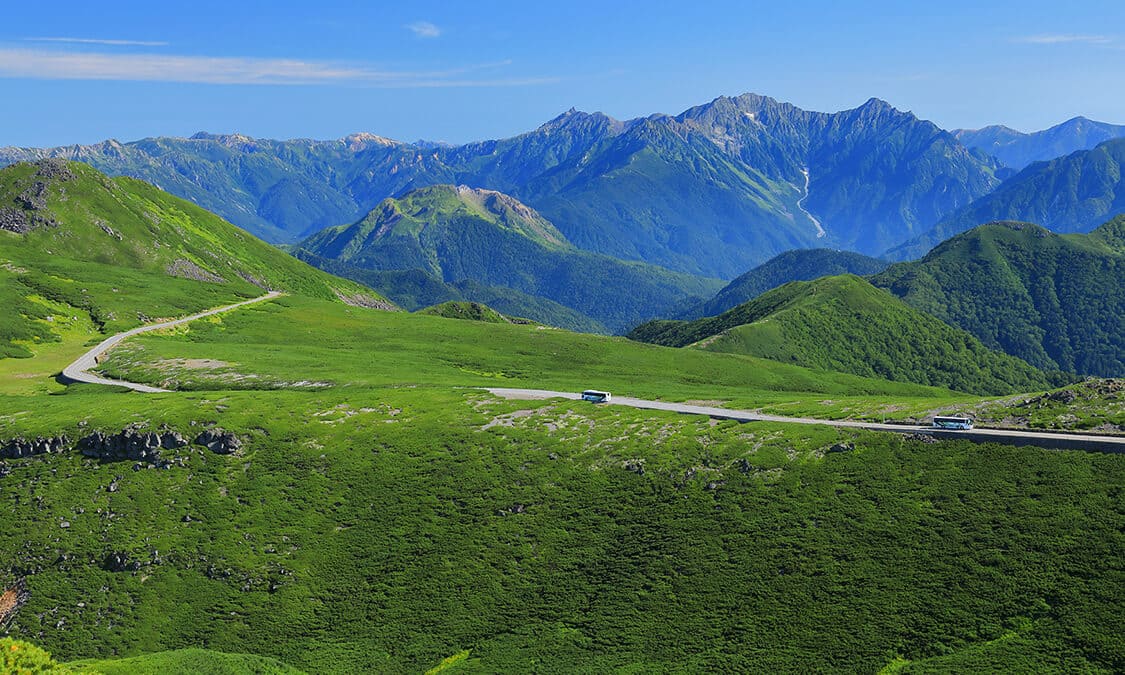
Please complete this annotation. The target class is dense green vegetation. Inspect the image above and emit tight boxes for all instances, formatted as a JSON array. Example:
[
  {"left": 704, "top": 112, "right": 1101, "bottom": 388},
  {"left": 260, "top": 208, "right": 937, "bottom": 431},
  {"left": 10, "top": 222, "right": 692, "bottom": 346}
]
[
  {"left": 875, "top": 220, "right": 1124, "bottom": 377},
  {"left": 630, "top": 275, "right": 1065, "bottom": 395},
  {"left": 955, "top": 116, "right": 1125, "bottom": 169},
  {"left": 967, "top": 378, "right": 1125, "bottom": 432},
  {"left": 2, "top": 637, "right": 81, "bottom": 673},
  {"left": 72, "top": 647, "right": 303, "bottom": 674},
  {"left": 891, "top": 139, "right": 1125, "bottom": 259},
  {"left": 0, "top": 160, "right": 391, "bottom": 358},
  {"left": 296, "top": 184, "right": 721, "bottom": 332},
  {"left": 2, "top": 386, "right": 1121, "bottom": 673},
  {"left": 418, "top": 301, "right": 517, "bottom": 324},
  {"left": 681, "top": 248, "right": 888, "bottom": 319},
  {"left": 2, "top": 94, "right": 1003, "bottom": 275}
]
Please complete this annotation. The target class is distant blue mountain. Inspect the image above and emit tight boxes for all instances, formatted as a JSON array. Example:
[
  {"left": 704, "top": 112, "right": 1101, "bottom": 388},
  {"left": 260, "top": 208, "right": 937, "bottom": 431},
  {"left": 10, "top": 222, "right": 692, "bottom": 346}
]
[
  {"left": 0, "top": 94, "right": 1003, "bottom": 278},
  {"left": 955, "top": 116, "right": 1125, "bottom": 169}
]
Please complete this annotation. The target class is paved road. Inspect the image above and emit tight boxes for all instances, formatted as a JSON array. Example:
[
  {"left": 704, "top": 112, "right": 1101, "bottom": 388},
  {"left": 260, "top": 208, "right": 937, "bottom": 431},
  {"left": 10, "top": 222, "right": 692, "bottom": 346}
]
[
  {"left": 486, "top": 388, "right": 1125, "bottom": 453},
  {"left": 60, "top": 291, "right": 283, "bottom": 393}
]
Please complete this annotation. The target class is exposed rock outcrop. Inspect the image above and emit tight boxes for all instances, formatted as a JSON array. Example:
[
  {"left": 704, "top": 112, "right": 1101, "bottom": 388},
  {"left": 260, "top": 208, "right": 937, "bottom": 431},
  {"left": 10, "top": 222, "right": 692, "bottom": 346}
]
[
  {"left": 166, "top": 258, "right": 225, "bottom": 283},
  {"left": 0, "top": 160, "right": 73, "bottom": 233},
  {"left": 0, "top": 578, "right": 30, "bottom": 629},
  {"left": 1, "top": 428, "right": 194, "bottom": 468},
  {"left": 332, "top": 288, "right": 398, "bottom": 311},
  {"left": 102, "top": 552, "right": 142, "bottom": 573},
  {"left": 77, "top": 428, "right": 187, "bottom": 461},
  {"left": 33, "top": 158, "right": 76, "bottom": 182},
  {"left": 194, "top": 428, "right": 243, "bottom": 455},
  {"left": 0, "top": 436, "right": 69, "bottom": 459}
]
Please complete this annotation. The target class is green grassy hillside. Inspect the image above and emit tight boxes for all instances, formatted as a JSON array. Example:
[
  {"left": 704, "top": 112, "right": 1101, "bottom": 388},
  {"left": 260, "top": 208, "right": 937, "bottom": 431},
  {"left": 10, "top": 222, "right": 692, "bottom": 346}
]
[
  {"left": 874, "top": 220, "right": 1124, "bottom": 377},
  {"left": 296, "top": 184, "right": 721, "bottom": 333},
  {"left": 0, "top": 165, "right": 1120, "bottom": 673},
  {"left": 0, "top": 291, "right": 1120, "bottom": 673},
  {"left": 681, "top": 248, "right": 889, "bottom": 319},
  {"left": 0, "top": 160, "right": 392, "bottom": 359},
  {"left": 630, "top": 275, "right": 1064, "bottom": 395}
]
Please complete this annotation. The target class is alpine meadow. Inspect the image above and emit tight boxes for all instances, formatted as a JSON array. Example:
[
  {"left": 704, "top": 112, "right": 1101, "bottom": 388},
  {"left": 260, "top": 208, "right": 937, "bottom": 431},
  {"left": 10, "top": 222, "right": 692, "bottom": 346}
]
[{"left": 0, "top": 3, "right": 1123, "bottom": 674}]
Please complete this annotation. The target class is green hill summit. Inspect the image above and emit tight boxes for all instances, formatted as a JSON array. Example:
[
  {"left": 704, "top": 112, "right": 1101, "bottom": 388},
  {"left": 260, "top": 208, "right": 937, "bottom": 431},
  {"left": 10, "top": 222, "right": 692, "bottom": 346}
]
[
  {"left": 629, "top": 274, "right": 1063, "bottom": 395},
  {"left": 874, "top": 218, "right": 1124, "bottom": 376}
]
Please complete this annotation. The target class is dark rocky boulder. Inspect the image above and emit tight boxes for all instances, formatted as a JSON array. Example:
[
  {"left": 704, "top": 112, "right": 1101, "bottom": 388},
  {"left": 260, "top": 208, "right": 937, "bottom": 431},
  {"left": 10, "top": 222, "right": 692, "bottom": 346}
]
[
  {"left": 102, "top": 552, "right": 142, "bottom": 573},
  {"left": 1, "top": 436, "right": 68, "bottom": 459},
  {"left": 78, "top": 429, "right": 163, "bottom": 461},
  {"left": 194, "top": 428, "right": 243, "bottom": 455}
]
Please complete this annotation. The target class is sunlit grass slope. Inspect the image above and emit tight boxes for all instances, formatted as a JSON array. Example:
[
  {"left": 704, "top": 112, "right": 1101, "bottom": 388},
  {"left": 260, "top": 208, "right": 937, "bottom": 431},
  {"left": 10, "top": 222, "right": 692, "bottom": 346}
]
[
  {"left": 0, "top": 159, "right": 391, "bottom": 359},
  {"left": 630, "top": 274, "right": 1065, "bottom": 396},
  {"left": 89, "top": 293, "right": 973, "bottom": 416}
]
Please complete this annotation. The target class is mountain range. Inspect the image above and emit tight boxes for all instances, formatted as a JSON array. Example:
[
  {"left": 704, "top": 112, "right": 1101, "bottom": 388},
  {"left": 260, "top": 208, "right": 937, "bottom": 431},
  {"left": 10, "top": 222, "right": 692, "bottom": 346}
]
[
  {"left": 889, "top": 138, "right": 1125, "bottom": 260},
  {"left": 955, "top": 116, "right": 1125, "bottom": 169},
  {"left": 1, "top": 94, "right": 1013, "bottom": 277}
]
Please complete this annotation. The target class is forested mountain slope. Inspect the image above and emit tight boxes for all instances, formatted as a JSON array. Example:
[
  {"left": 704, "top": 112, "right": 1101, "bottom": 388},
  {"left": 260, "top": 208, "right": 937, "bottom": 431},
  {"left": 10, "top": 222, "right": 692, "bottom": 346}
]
[
  {"left": 296, "top": 185, "right": 720, "bottom": 333},
  {"left": 889, "top": 138, "right": 1125, "bottom": 260},
  {"left": 680, "top": 248, "right": 888, "bottom": 319},
  {"left": 874, "top": 219, "right": 1124, "bottom": 377},
  {"left": 629, "top": 275, "right": 1063, "bottom": 395}
]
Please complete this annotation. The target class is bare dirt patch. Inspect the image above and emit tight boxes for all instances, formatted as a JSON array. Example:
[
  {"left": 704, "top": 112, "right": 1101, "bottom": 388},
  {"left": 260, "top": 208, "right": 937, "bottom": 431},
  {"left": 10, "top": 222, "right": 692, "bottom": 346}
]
[
  {"left": 156, "top": 358, "right": 231, "bottom": 370},
  {"left": 482, "top": 409, "right": 538, "bottom": 430}
]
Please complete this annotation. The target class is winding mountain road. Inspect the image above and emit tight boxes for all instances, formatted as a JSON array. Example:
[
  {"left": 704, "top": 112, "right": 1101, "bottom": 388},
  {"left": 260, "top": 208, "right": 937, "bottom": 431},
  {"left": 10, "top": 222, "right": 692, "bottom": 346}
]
[
  {"left": 54, "top": 294, "right": 1123, "bottom": 453},
  {"left": 60, "top": 291, "right": 283, "bottom": 393},
  {"left": 486, "top": 388, "right": 1125, "bottom": 453}
]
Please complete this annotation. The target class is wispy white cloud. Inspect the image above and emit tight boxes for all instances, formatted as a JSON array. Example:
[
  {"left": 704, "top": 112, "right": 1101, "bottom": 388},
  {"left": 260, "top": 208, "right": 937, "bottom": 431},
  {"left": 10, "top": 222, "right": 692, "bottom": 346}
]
[
  {"left": 24, "top": 36, "right": 170, "bottom": 47},
  {"left": 407, "top": 21, "right": 442, "bottom": 38},
  {"left": 1013, "top": 34, "right": 1113, "bottom": 45},
  {"left": 0, "top": 48, "right": 551, "bottom": 87}
]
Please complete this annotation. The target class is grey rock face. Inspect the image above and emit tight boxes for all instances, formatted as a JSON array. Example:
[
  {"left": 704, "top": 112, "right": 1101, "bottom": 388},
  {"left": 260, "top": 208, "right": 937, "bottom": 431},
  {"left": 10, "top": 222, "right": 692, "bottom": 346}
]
[
  {"left": 0, "top": 436, "right": 69, "bottom": 459},
  {"left": 78, "top": 430, "right": 164, "bottom": 461},
  {"left": 194, "top": 428, "right": 243, "bottom": 455}
]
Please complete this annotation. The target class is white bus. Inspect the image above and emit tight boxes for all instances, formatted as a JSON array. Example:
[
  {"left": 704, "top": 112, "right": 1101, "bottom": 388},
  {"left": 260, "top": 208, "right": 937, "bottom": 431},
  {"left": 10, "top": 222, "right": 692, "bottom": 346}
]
[
  {"left": 932, "top": 415, "right": 974, "bottom": 430},
  {"left": 581, "top": 390, "right": 612, "bottom": 403}
]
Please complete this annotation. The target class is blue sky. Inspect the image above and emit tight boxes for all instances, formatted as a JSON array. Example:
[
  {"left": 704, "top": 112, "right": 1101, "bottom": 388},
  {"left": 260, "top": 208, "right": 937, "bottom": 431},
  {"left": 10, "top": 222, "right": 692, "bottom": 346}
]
[{"left": 1, "top": 0, "right": 1123, "bottom": 146}]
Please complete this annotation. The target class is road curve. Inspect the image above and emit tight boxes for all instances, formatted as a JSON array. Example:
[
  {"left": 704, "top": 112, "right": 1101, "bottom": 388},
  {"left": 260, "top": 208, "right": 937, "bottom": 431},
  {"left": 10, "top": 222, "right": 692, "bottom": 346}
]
[
  {"left": 485, "top": 388, "right": 1125, "bottom": 453},
  {"left": 60, "top": 291, "right": 284, "bottom": 393}
]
